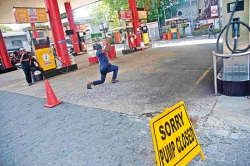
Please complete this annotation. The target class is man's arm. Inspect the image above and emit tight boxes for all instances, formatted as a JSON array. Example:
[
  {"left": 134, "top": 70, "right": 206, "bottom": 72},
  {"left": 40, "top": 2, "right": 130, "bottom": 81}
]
[
  {"left": 20, "top": 53, "right": 29, "bottom": 62},
  {"left": 14, "top": 55, "right": 19, "bottom": 61},
  {"left": 103, "top": 40, "right": 111, "bottom": 53},
  {"left": 20, "top": 53, "right": 25, "bottom": 62}
]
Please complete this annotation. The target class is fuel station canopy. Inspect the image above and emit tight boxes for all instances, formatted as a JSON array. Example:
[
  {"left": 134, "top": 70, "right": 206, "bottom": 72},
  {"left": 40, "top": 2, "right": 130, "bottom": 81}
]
[{"left": 0, "top": 0, "right": 100, "bottom": 24}]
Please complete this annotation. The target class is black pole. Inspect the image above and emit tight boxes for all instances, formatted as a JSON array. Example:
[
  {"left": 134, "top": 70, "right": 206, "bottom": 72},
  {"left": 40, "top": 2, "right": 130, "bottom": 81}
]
[{"left": 101, "top": 24, "right": 107, "bottom": 39}]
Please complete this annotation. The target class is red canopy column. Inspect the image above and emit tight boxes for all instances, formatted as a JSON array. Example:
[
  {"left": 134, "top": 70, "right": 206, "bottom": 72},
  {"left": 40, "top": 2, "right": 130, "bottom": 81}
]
[
  {"left": 128, "top": 0, "right": 141, "bottom": 47},
  {"left": 30, "top": 23, "right": 39, "bottom": 38},
  {"left": 44, "top": 0, "right": 71, "bottom": 66},
  {"left": 64, "top": 2, "right": 80, "bottom": 53},
  {"left": 0, "top": 29, "right": 12, "bottom": 68}
]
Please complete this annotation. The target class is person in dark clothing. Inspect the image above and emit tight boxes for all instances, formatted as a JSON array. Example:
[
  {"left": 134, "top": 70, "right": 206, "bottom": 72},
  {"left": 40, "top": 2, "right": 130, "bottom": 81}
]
[
  {"left": 13, "top": 49, "right": 19, "bottom": 63},
  {"left": 87, "top": 40, "right": 119, "bottom": 89},
  {"left": 19, "top": 48, "right": 32, "bottom": 86},
  {"left": 9, "top": 50, "right": 19, "bottom": 67},
  {"left": 28, "top": 52, "right": 45, "bottom": 80},
  {"left": 28, "top": 52, "right": 41, "bottom": 72},
  {"left": 208, "top": 23, "right": 217, "bottom": 39},
  {"left": 13, "top": 49, "right": 18, "bottom": 56}
]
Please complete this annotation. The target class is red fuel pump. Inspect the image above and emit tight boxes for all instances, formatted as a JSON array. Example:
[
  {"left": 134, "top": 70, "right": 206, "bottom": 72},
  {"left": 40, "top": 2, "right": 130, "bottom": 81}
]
[{"left": 128, "top": 33, "right": 136, "bottom": 49}]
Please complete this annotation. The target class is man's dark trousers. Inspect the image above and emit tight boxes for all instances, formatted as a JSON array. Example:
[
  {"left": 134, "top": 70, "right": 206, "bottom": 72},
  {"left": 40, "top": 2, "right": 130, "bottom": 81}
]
[{"left": 22, "top": 67, "right": 32, "bottom": 84}]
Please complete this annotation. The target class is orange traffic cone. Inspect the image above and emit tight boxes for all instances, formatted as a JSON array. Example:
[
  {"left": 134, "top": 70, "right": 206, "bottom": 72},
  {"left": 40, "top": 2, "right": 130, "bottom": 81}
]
[{"left": 44, "top": 79, "right": 63, "bottom": 108}]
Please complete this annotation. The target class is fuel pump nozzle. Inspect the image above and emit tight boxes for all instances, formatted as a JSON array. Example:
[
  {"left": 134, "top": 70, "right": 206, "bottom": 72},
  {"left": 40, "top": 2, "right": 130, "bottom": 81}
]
[
  {"left": 233, "top": 23, "right": 239, "bottom": 38},
  {"left": 233, "top": 23, "right": 239, "bottom": 52}
]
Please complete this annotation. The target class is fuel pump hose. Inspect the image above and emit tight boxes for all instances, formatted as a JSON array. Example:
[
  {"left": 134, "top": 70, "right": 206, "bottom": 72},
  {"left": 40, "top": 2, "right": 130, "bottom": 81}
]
[{"left": 216, "top": 0, "right": 250, "bottom": 54}]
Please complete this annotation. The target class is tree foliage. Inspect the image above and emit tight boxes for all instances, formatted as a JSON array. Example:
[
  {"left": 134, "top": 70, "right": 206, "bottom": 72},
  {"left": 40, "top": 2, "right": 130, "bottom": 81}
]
[
  {"left": 90, "top": 0, "right": 185, "bottom": 28},
  {"left": 0, "top": 25, "right": 14, "bottom": 33}
]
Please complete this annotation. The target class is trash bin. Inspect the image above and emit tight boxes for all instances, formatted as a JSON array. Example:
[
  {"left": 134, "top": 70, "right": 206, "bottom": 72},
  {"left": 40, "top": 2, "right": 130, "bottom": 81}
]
[
  {"left": 32, "top": 70, "right": 43, "bottom": 82},
  {"left": 167, "top": 32, "right": 172, "bottom": 40},
  {"left": 107, "top": 45, "right": 117, "bottom": 59},
  {"left": 173, "top": 32, "right": 178, "bottom": 39},
  {"left": 163, "top": 33, "right": 167, "bottom": 40}
]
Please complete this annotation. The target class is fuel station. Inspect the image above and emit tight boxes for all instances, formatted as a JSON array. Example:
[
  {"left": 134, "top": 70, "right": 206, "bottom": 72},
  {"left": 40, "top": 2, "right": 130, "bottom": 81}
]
[
  {"left": 3, "top": 0, "right": 249, "bottom": 87},
  {"left": 0, "top": 0, "right": 144, "bottom": 74},
  {"left": 0, "top": 0, "right": 95, "bottom": 75},
  {"left": 1, "top": 0, "right": 250, "bottom": 165},
  {"left": 12, "top": 5, "right": 78, "bottom": 78}
]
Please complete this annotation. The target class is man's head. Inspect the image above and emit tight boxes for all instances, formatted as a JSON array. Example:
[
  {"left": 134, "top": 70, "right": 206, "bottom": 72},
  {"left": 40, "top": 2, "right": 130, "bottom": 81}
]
[
  {"left": 211, "top": 23, "right": 213, "bottom": 25},
  {"left": 19, "top": 48, "right": 26, "bottom": 53},
  {"left": 95, "top": 44, "right": 102, "bottom": 50}
]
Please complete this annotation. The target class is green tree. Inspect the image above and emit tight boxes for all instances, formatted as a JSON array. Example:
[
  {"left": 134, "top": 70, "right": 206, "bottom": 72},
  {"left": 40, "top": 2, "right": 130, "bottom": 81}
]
[
  {"left": 181, "top": 23, "right": 188, "bottom": 36},
  {"left": 0, "top": 25, "right": 14, "bottom": 33},
  {"left": 90, "top": 0, "right": 185, "bottom": 28}
]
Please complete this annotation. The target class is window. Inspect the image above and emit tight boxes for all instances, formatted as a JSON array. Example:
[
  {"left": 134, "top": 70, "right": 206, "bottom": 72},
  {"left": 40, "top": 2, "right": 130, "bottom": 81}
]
[{"left": 11, "top": 40, "right": 23, "bottom": 47}]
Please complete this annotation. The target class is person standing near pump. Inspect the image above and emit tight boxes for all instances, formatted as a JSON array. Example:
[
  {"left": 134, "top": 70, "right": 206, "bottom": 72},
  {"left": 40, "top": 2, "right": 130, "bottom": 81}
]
[
  {"left": 208, "top": 23, "right": 217, "bottom": 39},
  {"left": 87, "top": 40, "right": 119, "bottom": 89},
  {"left": 13, "top": 49, "right": 19, "bottom": 63},
  {"left": 19, "top": 48, "right": 32, "bottom": 86},
  {"left": 28, "top": 52, "right": 45, "bottom": 80}
]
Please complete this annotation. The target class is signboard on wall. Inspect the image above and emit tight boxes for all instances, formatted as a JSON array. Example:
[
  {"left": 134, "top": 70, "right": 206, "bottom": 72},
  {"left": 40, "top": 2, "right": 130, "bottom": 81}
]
[
  {"left": 76, "top": 24, "right": 86, "bottom": 32},
  {"left": 118, "top": 10, "right": 132, "bottom": 20},
  {"left": 211, "top": 5, "right": 218, "bottom": 17},
  {"left": 13, "top": 7, "right": 48, "bottom": 23},
  {"left": 197, "top": 0, "right": 219, "bottom": 19},
  {"left": 146, "top": 22, "right": 158, "bottom": 28},
  {"left": 27, "top": 25, "right": 49, "bottom": 31}
]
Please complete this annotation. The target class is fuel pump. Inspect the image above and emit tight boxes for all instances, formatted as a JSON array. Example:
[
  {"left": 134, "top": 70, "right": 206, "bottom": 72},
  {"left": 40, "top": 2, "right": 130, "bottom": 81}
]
[
  {"left": 126, "top": 24, "right": 137, "bottom": 50},
  {"left": 26, "top": 25, "right": 77, "bottom": 77},
  {"left": 141, "top": 21, "right": 150, "bottom": 45},
  {"left": 27, "top": 26, "right": 57, "bottom": 72},
  {"left": 213, "top": 0, "right": 250, "bottom": 96}
]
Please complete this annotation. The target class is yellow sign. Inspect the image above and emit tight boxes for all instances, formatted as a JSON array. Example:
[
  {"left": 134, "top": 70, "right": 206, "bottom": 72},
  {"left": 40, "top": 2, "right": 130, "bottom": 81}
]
[
  {"left": 35, "top": 47, "right": 56, "bottom": 71},
  {"left": 13, "top": 7, "right": 48, "bottom": 23},
  {"left": 28, "top": 26, "right": 49, "bottom": 31},
  {"left": 138, "top": 11, "right": 147, "bottom": 19},
  {"left": 150, "top": 101, "right": 205, "bottom": 166}
]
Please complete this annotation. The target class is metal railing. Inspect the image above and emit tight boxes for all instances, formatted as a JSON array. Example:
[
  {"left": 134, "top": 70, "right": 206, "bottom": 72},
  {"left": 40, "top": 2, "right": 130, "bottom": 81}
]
[{"left": 212, "top": 50, "right": 250, "bottom": 95}]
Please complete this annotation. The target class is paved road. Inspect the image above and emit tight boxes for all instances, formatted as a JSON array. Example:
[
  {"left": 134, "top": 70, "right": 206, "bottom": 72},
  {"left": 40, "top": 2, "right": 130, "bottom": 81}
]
[{"left": 1, "top": 36, "right": 250, "bottom": 165}]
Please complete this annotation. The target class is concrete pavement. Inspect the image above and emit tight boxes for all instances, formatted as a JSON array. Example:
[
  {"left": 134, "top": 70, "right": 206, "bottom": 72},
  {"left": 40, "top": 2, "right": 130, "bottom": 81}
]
[{"left": 1, "top": 36, "right": 250, "bottom": 166}]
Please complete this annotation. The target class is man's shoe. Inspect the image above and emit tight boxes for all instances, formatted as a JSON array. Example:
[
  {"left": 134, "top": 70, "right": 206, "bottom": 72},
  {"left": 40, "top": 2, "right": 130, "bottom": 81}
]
[
  {"left": 28, "top": 83, "right": 32, "bottom": 86},
  {"left": 87, "top": 83, "right": 92, "bottom": 89},
  {"left": 111, "top": 80, "right": 119, "bottom": 83}
]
